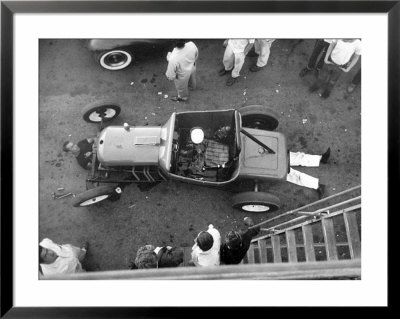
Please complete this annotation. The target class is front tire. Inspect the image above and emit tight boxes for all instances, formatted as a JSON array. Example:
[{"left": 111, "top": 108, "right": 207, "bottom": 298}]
[
  {"left": 96, "top": 49, "right": 133, "bottom": 71},
  {"left": 72, "top": 185, "right": 118, "bottom": 207},
  {"left": 239, "top": 105, "right": 279, "bottom": 131},
  {"left": 232, "top": 191, "right": 280, "bottom": 213},
  {"left": 82, "top": 100, "right": 121, "bottom": 123}
]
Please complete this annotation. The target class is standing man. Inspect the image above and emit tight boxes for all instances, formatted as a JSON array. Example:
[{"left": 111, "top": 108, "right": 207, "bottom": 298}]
[
  {"left": 219, "top": 39, "right": 255, "bottom": 86},
  {"left": 309, "top": 38, "right": 361, "bottom": 98},
  {"left": 39, "top": 238, "right": 88, "bottom": 277},
  {"left": 166, "top": 40, "right": 198, "bottom": 102},
  {"left": 249, "top": 39, "right": 275, "bottom": 72},
  {"left": 220, "top": 217, "right": 260, "bottom": 265},
  {"left": 191, "top": 224, "right": 221, "bottom": 267},
  {"left": 63, "top": 137, "right": 95, "bottom": 170}
]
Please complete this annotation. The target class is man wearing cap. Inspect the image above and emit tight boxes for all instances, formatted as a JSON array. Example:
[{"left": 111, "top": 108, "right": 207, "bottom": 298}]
[
  {"left": 62, "top": 137, "right": 96, "bottom": 170},
  {"left": 191, "top": 224, "right": 221, "bottom": 267},
  {"left": 220, "top": 217, "right": 260, "bottom": 265}
]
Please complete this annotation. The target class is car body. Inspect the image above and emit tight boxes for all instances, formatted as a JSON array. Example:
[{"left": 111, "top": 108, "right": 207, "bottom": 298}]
[
  {"left": 73, "top": 102, "right": 288, "bottom": 212},
  {"left": 86, "top": 39, "right": 173, "bottom": 71}
]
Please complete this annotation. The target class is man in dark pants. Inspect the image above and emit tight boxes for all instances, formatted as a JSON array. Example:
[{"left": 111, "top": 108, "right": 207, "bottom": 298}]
[
  {"left": 299, "top": 39, "right": 331, "bottom": 78},
  {"left": 63, "top": 138, "right": 95, "bottom": 169},
  {"left": 220, "top": 217, "right": 260, "bottom": 265}
]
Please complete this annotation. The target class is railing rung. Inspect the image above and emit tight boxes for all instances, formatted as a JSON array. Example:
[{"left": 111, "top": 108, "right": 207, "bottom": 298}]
[
  {"left": 247, "top": 244, "right": 255, "bottom": 264},
  {"left": 322, "top": 218, "right": 338, "bottom": 261},
  {"left": 343, "top": 211, "right": 361, "bottom": 259},
  {"left": 258, "top": 239, "right": 268, "bottom": 263},
  {"left": 302, "top": 224, "right": 316, "bottom": 262},
  {"left": 271, "top": 235, "right": 282, "bottom": 263},
  {"left": 286, "top": 230, "right": 298, "bottom": 263}
]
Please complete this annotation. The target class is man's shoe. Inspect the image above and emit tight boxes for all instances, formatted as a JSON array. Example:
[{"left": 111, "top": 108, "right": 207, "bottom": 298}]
[
  {"left": 218, "top": 68, "right": 231, "bottom": 76},
  {"left": 226, "top": 76, "right": 237, "bottom": 86},
  {"left": 299, "top": 67, "right": 312, "bottom": 78},
  {"left": 347, "top": 83, "right": 357, "bottom": 94},
  {"left": 82, "top": 241, "right": 89, "bottom": 251},
  {"left": 250, "top": 65, "right": 263, "bottom": 72},
  {"left": 317, "top": 184, "right": 326, "bottom": 199},
  {"left": 244, "top": 217, "right": 255, "bottom": 227},
  {"left": 320, "top": 147, "right": 331, "bottom": 164},
  {"left": 321, "top": 88, "right": 331, "bottom": 99},
  {"left": 170, "top": 96, "right": 187, "bottom": 102}
]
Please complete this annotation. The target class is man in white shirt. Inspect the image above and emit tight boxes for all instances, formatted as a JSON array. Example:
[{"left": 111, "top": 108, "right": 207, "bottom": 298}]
[
  {"left": 249, "top": 39, "right": 275, "bottom": 72},
  {"left": 309, "top": 39, "right": 361, "bottom": 98},
  {"left": 165, "top": 40, "right": 198, "bottom": 102},
  {"left": 219, "top": 39, "right": 255, "bottom": 86},
  {"left": 39, "top": 238, "right": 88, "bottom": 277},
  {"left": 191, "top": 224, "right": 221, "bottom": 266}
]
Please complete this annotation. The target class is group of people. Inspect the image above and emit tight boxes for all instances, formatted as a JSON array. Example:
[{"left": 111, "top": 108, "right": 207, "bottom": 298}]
[
  {"left": 39, "top": 217, "right": 261, "bottom": 276},
  {"left": 165, "top": 38, "right": 361, "bottom": 101}
]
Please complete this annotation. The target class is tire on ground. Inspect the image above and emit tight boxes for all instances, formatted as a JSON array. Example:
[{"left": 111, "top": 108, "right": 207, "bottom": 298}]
[
  {"left": 82, "top": 100, "right": 121, "bottom": 123},
  {"left": 232, "top": 191, "right": 280, "bottom": 213},
  {"left": 239, "top": 105, "right": 280, "bottom": 131},
  {"left": 72, "top": 185, "right": 117, "bottom": 207}
]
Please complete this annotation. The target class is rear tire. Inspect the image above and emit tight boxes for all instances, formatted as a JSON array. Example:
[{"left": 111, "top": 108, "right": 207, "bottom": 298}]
[
  {"left": 239, "top": 105, "right": 279, "bottom": 131},
  {"left": 96, "top": 49, "right": 133, "bottom": 70},
  {"left": 72, "top": 185, "right": 118, "bottom": 207},
  {"left": 82, "top": 100, "right": 121, "bottom": 123},
  {"left": 232, "top": 191, "right": 280, "bottom": 213}
]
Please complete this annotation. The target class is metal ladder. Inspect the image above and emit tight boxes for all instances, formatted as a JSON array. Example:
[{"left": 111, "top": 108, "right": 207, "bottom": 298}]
[{"left": 243, "top": 185, "right": 361, "bottom": 265}]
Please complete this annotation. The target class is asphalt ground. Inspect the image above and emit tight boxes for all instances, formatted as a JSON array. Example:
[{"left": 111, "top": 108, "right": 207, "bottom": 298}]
[{"left": 39, "top": 39, "right": 361, "bottom": 271}]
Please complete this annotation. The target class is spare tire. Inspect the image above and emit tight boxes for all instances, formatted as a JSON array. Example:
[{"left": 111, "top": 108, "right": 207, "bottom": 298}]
[
  {"left": 82, "top": 100, "right": 121, "bottom": 123},
  {"left": 239, "top": 105, "right": 279, "bottom": 131}
]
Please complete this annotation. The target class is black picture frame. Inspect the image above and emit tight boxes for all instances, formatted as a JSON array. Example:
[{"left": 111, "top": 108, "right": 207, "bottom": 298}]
[{"left": 1, "top": 1, "right": 396, "bottom": 317}]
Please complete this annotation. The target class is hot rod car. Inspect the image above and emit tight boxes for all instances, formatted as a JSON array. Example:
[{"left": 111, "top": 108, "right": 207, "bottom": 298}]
[{"left": 72, "top": 101, "right": 288, "bottom": 213}]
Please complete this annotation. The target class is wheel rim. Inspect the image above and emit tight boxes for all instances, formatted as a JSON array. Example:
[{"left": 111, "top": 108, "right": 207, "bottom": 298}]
[
  {"left": 242, "top": 115, "right": 278, "bottom": 130},
  {"left": 88, "top": 107, "right": 117, "bottom": 122},
  {"left": 100, "top": 50, "right": 132, "bottom": 70},
  {"left": 79, "top": 194, "right": 110, "bottom": 206},
  {"left": 241, "top": 204, "right": 271, "bottom": 212}
]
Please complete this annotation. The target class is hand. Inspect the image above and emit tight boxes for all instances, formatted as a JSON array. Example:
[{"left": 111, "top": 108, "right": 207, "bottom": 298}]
[
  {"left": 84, "top": 152, "right": 92, "bottom": 158},
  {"left": 340, "top": 67, "right": 349, "bottom": 72}
]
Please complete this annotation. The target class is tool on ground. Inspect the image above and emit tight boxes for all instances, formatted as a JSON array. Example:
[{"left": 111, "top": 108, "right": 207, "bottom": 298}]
[{"left": 52, "top": 192, "right": 74, "bottom": 199}]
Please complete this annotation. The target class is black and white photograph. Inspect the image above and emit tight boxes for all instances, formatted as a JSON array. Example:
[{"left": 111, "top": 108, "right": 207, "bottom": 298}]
[
  {"left": 38, "top": 38, "right": 362, "bottom": 278},
  {"left": 2, "top": 1, "right": 393, "bottom": 312}
]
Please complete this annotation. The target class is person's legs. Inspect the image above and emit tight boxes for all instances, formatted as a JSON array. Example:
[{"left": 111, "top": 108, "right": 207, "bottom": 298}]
[
  {"left": 315, "top": 41, "right": 330, "bottom": 71},
  {"left": 347, "top": 68, "right": 361, "bottom": 93},
  {"left": 300, "top": 39, "right": 326, "bottom": 77},
  {"left": 309, "top": 63, "right": 331, "bottom": 93},
  {"left": 231, "top": 52, "right": 245, "bottom": 78},
  {"left": 290, "top": 152, "right": 321, "bottom": 167},
  {"left": 251, "top": 39, "right": 273, "bottom": 70},
  {"left": 286, "top": 168, "right": 319, "bottom": 189},
  {"left": 321, "top": 66, "right": 343, "bottom": 98},
  {"left": 227, "top": 52, "right": 245, "bottom": 86},
  {"left": 173, "top": 74, "right": 190, "bottom": 100},
  {"left": 222, "top": 45, "right": 235, "bottom": 72},
  {"left": 188, "top": 67, "right": 197, "bottom": 91}
]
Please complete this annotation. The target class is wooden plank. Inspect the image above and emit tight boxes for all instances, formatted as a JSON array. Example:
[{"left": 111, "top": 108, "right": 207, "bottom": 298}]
[
  {"left": 321, "top": 218, "right": 338, "bottom": 261},
  {"left": 47, "top": 259, "right": 361, "bottom": 280},
  {"left": 247, "top": 244, "right": 255, "bottom": 264},
  {"left": 343, "top": 211, "right": 361, "bottom": 259},
  {"left": 271, "top": 235, "right": 282, "bottom": 263},
  {"left": 302, "top": 224, "right": 316, "bottom": 262},
  {"left": 286, "top": 230, "right": 298, "bottom": 263},
  {"left": 258, "top": 239, "right": 268, "bottom": 263}
]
